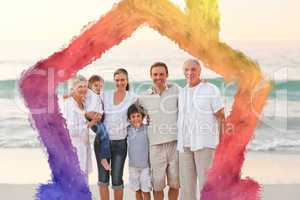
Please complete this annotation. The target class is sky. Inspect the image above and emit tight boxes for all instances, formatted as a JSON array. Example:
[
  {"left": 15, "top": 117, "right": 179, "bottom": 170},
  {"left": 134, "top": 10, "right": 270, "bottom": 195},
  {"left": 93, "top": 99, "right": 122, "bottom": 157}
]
[
  {"left": 0, "top": 0, "right": 299, "bottom": 81},
  {"left": 0, "top": 0, "right": 299, "bottom": 42}
]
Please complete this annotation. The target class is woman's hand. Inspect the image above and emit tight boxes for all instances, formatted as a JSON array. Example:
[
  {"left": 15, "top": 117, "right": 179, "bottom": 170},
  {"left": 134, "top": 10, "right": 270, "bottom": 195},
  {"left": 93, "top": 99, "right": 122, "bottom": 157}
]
[
  {"left": 87, "top": 118, "right": 98, "bottom": 129},
  {"left": 94, "top": 113, "right": 102, "bottom": 122},
  {"left": 85, "top": 112, "right": 102, "bottom": 122}
]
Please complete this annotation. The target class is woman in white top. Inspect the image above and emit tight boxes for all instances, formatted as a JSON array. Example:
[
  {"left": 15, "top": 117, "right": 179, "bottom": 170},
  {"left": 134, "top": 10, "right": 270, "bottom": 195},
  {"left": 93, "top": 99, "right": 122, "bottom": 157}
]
[
  {"left": 98, "top": 68, "right": 137, "bottom": 200},
  {"left": 63, "top": 75, "right": 97, "bottom": 181}
]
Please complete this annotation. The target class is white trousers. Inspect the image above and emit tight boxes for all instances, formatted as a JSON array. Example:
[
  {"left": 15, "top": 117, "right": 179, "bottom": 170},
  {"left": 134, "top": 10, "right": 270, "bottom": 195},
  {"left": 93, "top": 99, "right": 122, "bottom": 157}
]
[{"left": 179, "top": 148, "right": 214, "bottom": 200}]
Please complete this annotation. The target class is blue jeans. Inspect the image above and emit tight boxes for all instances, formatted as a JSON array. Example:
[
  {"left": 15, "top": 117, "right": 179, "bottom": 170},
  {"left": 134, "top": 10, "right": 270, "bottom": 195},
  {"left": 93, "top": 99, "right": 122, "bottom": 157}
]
[
  {"left": 94, "top": 138, "right": 127, "bottom": 189},
  {"left": 91, "top": 123, "right": 111, "bottom": 159}
]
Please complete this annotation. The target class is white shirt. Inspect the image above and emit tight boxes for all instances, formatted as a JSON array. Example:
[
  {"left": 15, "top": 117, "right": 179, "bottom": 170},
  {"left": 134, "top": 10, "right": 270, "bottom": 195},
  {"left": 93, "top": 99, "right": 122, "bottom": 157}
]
[
  {"left": 103, "top": 90, "right": 138, "bottom": 140},
  {"left": 62, "top": 97, "right": 93, "bottom": 174},
  {"left": 177, "top": 82, "right": 224, "bottom": 152},
  {"left": 85, "top": 89, "right": 103, "bottom": 114}
]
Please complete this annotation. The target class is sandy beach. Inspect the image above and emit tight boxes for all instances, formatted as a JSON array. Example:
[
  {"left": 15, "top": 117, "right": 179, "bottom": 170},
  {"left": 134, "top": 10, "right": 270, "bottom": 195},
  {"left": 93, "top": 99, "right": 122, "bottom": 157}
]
[
  {"left": 1, "top": 183, "right": 300, "bottom": 200},
  {"left": 0, "top": 148, "right": 300, "bottom": 199}
]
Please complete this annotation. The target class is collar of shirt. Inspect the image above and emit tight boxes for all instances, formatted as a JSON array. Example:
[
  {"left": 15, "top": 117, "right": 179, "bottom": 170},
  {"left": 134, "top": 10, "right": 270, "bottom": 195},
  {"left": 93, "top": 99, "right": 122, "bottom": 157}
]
[
  {"left": 146, "top": 84, "right": 170, "bottom": 95},
  {"left": 184, "top": 80, "right": 206, "bottom": 90},
  {"left": 128, "top": 124, "right": 146, "bottom": 132}
]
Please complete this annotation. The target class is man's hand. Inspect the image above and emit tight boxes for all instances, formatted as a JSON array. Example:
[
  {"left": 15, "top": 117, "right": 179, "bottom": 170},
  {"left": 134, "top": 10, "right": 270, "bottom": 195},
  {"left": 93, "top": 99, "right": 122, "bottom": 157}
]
[{"left": 214, "top": 108, "right": 225, "bottom": 141}]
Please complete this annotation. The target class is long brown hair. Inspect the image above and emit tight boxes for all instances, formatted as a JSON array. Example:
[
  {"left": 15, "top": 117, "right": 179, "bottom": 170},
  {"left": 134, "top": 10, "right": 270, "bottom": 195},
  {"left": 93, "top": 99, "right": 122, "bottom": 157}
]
[{"left": 113, "top": 68, "right": 130, "bottom": 91}]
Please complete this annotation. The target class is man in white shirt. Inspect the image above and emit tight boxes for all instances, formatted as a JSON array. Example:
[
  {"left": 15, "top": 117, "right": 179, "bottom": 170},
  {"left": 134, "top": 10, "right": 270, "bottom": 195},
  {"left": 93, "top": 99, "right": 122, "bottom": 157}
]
[{"left": 177, "top": 59, "right": 225, "bottom": 200}]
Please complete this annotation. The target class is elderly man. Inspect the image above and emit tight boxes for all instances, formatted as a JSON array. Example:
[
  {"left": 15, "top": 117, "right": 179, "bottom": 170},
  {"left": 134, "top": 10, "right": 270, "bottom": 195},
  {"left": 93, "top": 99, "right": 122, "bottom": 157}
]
[
  {"left": 177, "top": 59, "right": 225, "bottom": 200},
  {"left": 139, "top": 62, "right": 180, "bottom": 200}
]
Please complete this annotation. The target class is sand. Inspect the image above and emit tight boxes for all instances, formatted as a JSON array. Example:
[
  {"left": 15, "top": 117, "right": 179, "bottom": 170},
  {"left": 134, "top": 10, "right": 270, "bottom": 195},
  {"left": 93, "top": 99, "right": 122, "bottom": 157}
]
[
  {"left": 1, "top": 184, "right": 300, "bottom": 200},
  {"left": 1, "top": 148, "right": 300, "bottom": 199}
]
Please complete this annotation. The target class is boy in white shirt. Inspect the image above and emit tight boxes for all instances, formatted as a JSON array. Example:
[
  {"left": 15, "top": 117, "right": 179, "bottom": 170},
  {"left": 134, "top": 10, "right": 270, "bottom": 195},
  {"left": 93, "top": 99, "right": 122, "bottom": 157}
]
[{"left": 85, "top": 75, "right": 111, "bottom": 171}]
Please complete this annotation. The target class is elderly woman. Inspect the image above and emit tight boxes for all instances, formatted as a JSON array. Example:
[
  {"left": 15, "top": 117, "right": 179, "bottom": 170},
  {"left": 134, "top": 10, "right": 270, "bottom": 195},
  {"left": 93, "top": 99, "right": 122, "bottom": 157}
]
[{"left": 63, "top": 75, "right": 96, "bottom": 181}]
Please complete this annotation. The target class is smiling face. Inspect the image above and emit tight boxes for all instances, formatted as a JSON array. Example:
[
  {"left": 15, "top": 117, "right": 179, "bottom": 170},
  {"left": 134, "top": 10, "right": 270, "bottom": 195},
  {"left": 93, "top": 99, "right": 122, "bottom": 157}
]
[
  {"left": 114, "top": 72, "right": 128, "bottom": 91},
  {"left": 73, "top": 81, "right": 88, "bottom": 100},
  {"left": 91, "top": 80, "right": 103, "bottom": 95},
  {"left": 183, "top": 60, "right": 201, "bottom": 87},
  {"left": 150, "top": 66, "right": 168, "bottom": 89},
  {"left": 129, "top": 112, "right": 143, "bottom": 128}
]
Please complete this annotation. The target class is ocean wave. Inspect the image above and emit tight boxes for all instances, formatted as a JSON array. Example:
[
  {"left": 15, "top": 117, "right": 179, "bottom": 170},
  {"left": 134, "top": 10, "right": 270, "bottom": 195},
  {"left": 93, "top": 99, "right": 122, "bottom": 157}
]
[
  {"left": 2, "top": 137, "right": 300, "bottom": 151},
  {"left": 0, "top": 78, "right": 299, "bottom": 100},
  {"left": 1, "top": 123, "right": 299, "bottom": 151},
  {"left": 248, "top": 139, "right": 300, "bottom": 152},
  {"left": 0, "top": 139, "right": 41, "bottom": 148},
  {"left": 0, "top": 78, "right": 299, "bottom": 151}
]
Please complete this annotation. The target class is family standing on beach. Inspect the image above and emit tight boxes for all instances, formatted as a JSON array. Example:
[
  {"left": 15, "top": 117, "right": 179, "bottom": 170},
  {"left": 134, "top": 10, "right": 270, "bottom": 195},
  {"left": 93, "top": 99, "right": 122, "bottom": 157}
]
[{"left": 63, "top": 59, "right": 225, "bottom": 200}]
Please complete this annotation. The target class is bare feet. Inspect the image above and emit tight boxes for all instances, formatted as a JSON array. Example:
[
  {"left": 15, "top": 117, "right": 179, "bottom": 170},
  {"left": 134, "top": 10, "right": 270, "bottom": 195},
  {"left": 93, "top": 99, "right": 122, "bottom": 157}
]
[{"left": 101, "top": 159, "right": 111, "bottom": 171}]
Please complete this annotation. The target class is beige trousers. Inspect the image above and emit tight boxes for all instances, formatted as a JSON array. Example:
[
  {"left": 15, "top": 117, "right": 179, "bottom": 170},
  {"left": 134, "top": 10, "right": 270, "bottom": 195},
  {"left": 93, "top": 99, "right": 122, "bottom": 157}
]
[
  {"left": 179, "top": 148, "right": 214, "bottom": 200},
  {"left": 150, "top": 141, "right": 180, "bottom": 191}
]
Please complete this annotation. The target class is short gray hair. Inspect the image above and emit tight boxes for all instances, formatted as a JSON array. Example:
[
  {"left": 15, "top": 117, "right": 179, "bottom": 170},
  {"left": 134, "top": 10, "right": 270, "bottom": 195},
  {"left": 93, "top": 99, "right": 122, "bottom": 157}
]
[
  {"left": 69, "top": 74, "right": 87, "bottom": 92},
  {"left": 183, "top": 59, "right": 202, "bottom": 70}
]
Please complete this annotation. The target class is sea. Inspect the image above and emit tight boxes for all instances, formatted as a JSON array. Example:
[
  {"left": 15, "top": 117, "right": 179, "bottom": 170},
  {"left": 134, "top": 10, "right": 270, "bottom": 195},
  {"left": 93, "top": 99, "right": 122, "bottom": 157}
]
[{"left": 0, "top": 38, "right": 299, "bottom": 152}]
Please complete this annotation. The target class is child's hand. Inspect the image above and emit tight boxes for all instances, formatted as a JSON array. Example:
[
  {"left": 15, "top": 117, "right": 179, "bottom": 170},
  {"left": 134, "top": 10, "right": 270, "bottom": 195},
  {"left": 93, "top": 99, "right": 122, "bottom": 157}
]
[{"left": 101, "top": 159, "right": 111, "bottom": 171}]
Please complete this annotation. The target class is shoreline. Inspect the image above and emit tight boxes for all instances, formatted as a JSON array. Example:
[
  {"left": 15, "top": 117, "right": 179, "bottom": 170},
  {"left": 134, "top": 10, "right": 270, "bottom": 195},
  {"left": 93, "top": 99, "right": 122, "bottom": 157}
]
[
  {"left": 1, "top": 148, "right": 300, "bottom": 199},
  {"left": 1, "top": 148, "right": 300, "bottom": 185},
  {"left": 1, "top": 184, "right": 300, "bottom": 200}
]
